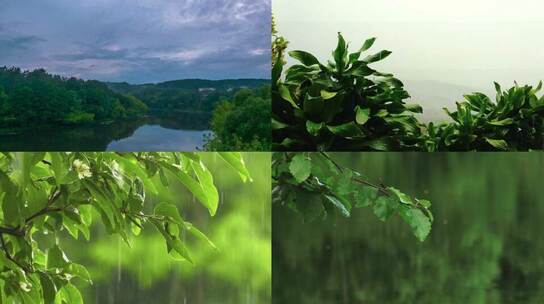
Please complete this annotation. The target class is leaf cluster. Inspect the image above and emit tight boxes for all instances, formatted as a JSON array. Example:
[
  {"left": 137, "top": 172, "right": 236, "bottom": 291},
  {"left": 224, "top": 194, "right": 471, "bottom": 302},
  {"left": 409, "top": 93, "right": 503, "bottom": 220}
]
[
  {"left": 426, "top": 82, "right": 544, "bottom": 151},
  {"left": 0, "top": 152, "right": 250, "bottom": 303},
  {"left": 272, "top": 34, "right": 544, "bottom": 151},
  {"left": 272, "top": 33, "right": 424, "bottom": 151},
  {"left": 272, "top": 152, "right": 433, "bottom": 242}
]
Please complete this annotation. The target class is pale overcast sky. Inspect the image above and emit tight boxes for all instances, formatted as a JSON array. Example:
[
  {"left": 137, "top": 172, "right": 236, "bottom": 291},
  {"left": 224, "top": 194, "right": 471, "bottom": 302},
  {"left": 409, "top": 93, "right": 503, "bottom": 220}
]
[
  {"left": 0, "top": 0, "right": 270, "bottom": 83},
  {"left": 274, "top": 0, "right": 544, "bottom": 117}
]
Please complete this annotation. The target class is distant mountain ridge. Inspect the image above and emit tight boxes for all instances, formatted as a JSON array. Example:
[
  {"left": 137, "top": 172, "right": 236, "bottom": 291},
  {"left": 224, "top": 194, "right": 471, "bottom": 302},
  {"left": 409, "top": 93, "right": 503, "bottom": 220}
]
[
  {"left": 105, "top": 78, "right": 270, "bottom": 113},
  {"left": 107, "top": 78, "right": 270, "bottom": 92}
]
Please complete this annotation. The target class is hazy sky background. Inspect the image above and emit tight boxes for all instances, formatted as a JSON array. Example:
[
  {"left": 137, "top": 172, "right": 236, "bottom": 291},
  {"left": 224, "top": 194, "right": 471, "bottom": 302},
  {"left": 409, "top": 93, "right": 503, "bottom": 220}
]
[
  {"left": 0, "top": 0, "right": 270, "bottom": 83},
  {"left": 275, "top": 0, "right": 544, "bottom": 119}
]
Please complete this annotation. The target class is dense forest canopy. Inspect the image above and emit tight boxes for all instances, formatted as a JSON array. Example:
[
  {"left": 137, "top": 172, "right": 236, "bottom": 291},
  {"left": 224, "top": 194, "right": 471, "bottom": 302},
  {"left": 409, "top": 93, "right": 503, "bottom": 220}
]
[
  {"left": 205, "top": 86, "right": 272, "bottom": 151},
  {"left": 0, "top": 67, "right": 148, "bottom": 127},
  {"left": 0, "top": 67, "right": 270, "bottom": 130},
  {"left": 107, "top": 79, "right": 269, "bottom": 114}
]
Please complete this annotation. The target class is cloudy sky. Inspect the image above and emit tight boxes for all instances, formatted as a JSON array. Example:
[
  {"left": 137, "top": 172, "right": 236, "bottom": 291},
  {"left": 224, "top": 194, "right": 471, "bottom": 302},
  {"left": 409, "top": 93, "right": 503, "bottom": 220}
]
[
  {"left": 275, "top": 0, "right": 544, "bottom": 117},
  {"left": 0, "top": 0, "right": 270, "bottom": 83}
]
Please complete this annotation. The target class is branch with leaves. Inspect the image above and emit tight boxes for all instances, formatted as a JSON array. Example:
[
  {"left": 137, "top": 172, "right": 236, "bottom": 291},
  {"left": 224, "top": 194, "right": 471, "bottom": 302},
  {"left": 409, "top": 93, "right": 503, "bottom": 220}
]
[
  {"left": 0, "top": 152, "right": 251, "bottom": 304},
  {"left": 272, "top": 152, "right": 433, "bottom": 242}
]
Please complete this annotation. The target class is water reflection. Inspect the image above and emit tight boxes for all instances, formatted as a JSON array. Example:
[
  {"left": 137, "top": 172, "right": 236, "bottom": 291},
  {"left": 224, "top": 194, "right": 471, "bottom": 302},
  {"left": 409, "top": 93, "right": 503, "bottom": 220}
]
[
  {"left": 0, "top": 112, "right": 211, "bottom": 151},
  {"left": 273, "top": 153, "right": 544, "bottom": 304}
]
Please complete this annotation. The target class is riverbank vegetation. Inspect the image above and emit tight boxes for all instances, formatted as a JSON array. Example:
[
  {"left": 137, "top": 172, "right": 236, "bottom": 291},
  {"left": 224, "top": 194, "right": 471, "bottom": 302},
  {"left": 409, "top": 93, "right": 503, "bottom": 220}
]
[
  {"left": 107, "top": 79, "right": 269, "bottom": 114},
  {"left": 0, "top": 67, "right": 148, "bottom": 128},
  {"left": 0, "top": 152, "right": 258, "bottom": 303},
  {"left": 204, "top": 86, "right": 271, "bottom": 151},
  {"left": 272, "top": 33, "right": 544, "bottom": 151}
]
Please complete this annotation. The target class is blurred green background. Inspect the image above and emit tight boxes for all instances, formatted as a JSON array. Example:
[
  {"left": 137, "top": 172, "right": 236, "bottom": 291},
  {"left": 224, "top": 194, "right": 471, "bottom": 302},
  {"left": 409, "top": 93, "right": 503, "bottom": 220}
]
[
  {"left": 273, "top": 153, "right": 544, "bottom": 304},
  {"left": 62, "top": 152, "right": 270, "bottom": 304}
]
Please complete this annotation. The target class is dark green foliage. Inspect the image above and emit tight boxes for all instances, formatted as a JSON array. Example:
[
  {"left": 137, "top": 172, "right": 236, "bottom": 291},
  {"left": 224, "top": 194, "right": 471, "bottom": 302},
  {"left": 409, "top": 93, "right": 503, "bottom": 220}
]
[
  {"left": 272, "top": 33, "right": 544, "bottom": 151},
  {"left": 0, "top": 67, "right": 148, "bottom": 128},
  {"left": 426, "top": 82, "right": 544, "bottom": 151},
  {"left": 107, "top": 79, "right": 269, "bottom": 114},
  {"left": 272, "top": 33, "right": 424, "bottom": 151},
  {"left": 272, "top": 152, "right": 433, "bottom": 242},
  {"left": 0, "top": 152, "right": 250, "bottom": 303},
  {"left": 204, "top": 86, "right": 271, "bottom": 151}
]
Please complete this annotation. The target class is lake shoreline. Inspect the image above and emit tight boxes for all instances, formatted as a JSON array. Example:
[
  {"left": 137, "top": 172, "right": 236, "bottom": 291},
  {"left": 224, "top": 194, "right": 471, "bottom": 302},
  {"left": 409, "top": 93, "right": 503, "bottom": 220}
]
[
  {"left": 0, "top": 113, "right": 212, "bottom": 151},
  {"left": 0, "top": 110, "right": 214, "bottom": 136}
]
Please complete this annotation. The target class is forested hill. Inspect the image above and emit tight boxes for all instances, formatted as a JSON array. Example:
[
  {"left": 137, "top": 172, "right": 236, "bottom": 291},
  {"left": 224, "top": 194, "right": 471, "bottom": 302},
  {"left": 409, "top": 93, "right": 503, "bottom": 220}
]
[
  {"left": 0, "top": 67, "right": 148, "bottom": 128},
  {"left": 108, "top": 78, "right": 269, "bottom": 91},
  {"left": 106, "top": 78, "right": 270, "bottom": 113}
]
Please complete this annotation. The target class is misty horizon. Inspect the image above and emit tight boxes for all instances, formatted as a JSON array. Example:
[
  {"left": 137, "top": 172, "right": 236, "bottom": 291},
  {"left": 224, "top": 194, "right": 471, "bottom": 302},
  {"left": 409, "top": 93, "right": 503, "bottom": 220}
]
[{"left": 274, "top": 0, "right": 544, "bottom": 115}]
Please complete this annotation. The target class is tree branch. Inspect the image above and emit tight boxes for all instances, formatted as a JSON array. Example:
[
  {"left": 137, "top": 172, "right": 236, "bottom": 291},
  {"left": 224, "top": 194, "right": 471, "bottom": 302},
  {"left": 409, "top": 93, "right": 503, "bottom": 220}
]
[{"left": 0, "top": 233, "right": 33, "bottom": 273}]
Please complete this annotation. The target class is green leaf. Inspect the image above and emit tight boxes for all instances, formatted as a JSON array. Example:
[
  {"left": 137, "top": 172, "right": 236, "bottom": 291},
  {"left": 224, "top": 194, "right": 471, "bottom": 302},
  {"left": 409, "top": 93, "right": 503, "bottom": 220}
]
[
  {"left": 306, "top": 121, "right": 325, "bottom": 137},
  {"left": 184, "top": 222, "right": 217, "bottom": 251},
  {"left": 361, "top": 37, "right": 377, "bottom": 52},
  {"left": 60, "top": 283, "right": 83, "bottom": 304},
  {"left": 333, "top": 32, "right": 348, "bottom": 72},
  {"left": 47, "top": 245, "right": 69, "bottom": 269},
  {"left": 363, "top": 50, "right": 392, "bottom": 63},
  {"left": 400, "top": 207, "right": 432, "bottom": 242},
  {"left": 272, "top": 118, "right": 289, "bottom": 130},
  {"left": 289, "top": 154, "right": 312, "bottom": 183},
  {"left": 327, "top": 122, "right": 364, "bottom": 138},
  {"left": 154, "top": 202, "right": 184, "bottom": 225},
  {"left": 405, "top": 104, "right": 423, "bottom": 113},
  {"left": 488, "top": 118, "right": 514, "bottom": 126},
  {"left": 49, "top": 153, "right": 69, "bottom": 185},
  {"left": 373, "top": 196, "right": 398, "bottom": 221},
  {"left": 388, "top": 187, "right": 414, "bottom": 205},
  {"left": 38, "top": 273, "right": 57, "bottom": 304},
  {"left": 289, "top": 50, "right": 320, "bottom": 66},
  {"left": 485, "top": 138, "right": 509, "bottom": 150},
  {"left": 320, "top": 90, "right": 338, "bottom": 100},
  {"left": 417, "top": 199, "right": 432, "bottom": 208},
  {"left": 164, "top": 165, "right": 218, "bottom": 216},
  {"left": 355, "top": 106, "right": 370, "bottom": 125},
  {"left": 110, "top": 154, "right": 158, "bottom": 195},
  {"left": 355, "top": 187, "right": 379, "bottom": 208},
  {"left": 278, "top": 85, "right": 300, "bottom": 109},
  {"left": 11, "top": 152, "right": 44, "bottom": 188},
  {"left": 69, "top": 263, "right": 92, "bottom": 283},
  {"left": 323, "top": 194, "right": 350, "bottom": 217},
  {"left": 218, "top": 152, "right": 252, "bottom": 182},
  {"left": 190, "top": 161, "right": 219, "bottom": 216}
]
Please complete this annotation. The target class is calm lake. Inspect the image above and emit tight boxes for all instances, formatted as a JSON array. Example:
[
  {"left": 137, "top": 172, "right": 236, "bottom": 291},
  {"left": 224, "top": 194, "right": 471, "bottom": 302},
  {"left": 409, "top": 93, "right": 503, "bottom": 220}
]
[
  {"left": 0, "top": 112, "right": 212, "bottom": 151},
  {"left": 274, "top": 153, "right": 544, "bottom": 304}
]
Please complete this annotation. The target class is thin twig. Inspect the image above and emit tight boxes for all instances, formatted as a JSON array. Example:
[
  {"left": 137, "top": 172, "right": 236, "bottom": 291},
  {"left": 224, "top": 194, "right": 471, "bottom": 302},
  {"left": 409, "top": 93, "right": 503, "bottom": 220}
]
[
  {"left": 319, "top": 152, "right": 344, "bottom": 173},
  {"left": 352, "top": 178, "right": 391, "bottom": 197}
]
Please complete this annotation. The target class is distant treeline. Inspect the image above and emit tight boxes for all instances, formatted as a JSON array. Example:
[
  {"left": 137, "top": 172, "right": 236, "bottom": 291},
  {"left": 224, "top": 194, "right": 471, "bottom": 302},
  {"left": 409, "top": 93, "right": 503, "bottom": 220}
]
[
  {"left": 107, "top": 78, "right": 270, "bottom": 113},
  {"left": 0, "top": 67, "right": 148, "bottom": 127}
]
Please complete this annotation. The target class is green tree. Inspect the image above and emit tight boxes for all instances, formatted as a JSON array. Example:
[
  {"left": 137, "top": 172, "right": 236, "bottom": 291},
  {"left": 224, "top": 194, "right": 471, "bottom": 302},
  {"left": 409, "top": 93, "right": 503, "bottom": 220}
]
[
  {"left": 0, "top": 87, "right": 9, "bottom": 116},
  {"left": 205, "top": 86, "right": 271, "bottom": 151},
  {"left": 0, "top": 152, "right": 251, "bottom": 303}
]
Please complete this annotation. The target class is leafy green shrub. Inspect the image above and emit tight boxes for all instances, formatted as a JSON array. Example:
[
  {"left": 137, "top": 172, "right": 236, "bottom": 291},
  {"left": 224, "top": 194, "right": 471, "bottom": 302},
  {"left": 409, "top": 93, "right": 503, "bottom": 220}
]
[
  {"left": 0, "top": 152, "right": 250, "bottom": 303},
  {"left": 272, "top": 152, "right": 433, "bottom": 242},
  {"left": 63, "top": 112, "right": 95, "bottom": 125},
  {"left": 272, "top": 33, "right": 544, "bottom": 151},
  {"left": 272, "top": 33, "right": 424, "bottom": 151},
  {"left": 426, "top": 82, "right": 544, "bottom": 151}
]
